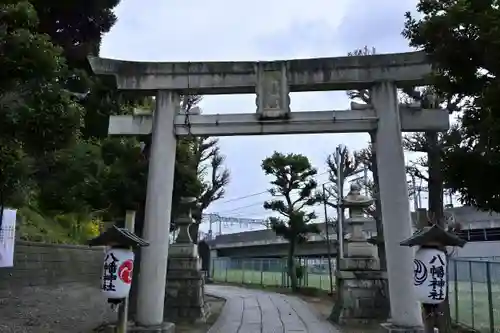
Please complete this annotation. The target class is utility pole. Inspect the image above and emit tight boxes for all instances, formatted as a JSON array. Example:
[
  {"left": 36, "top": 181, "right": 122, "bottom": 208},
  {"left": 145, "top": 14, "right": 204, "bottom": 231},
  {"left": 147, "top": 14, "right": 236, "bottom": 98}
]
[
  {"left": 417, "top": 178, "right": 423, "bottom": 209},
  {"left": 336, "top": 145, "right": 345, "bottom": 260},
  {"left": 322, "top": 184, "right": 334, "bottom": 295},
  {"left": 412, "top": 175, "right": 419, "bottom": 210},
  {"left": 363, "top": 165, "right": 368, "bottom": 196},
  {"left": 208, "top": 214, "right": 214, "bottom": 240}
]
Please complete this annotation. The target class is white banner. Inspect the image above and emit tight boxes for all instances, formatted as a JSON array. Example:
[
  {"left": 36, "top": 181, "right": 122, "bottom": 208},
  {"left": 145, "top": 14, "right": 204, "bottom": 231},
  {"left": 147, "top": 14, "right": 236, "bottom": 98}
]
[{"left": 0, "top": 208, "right": 17, "bottom": 268}]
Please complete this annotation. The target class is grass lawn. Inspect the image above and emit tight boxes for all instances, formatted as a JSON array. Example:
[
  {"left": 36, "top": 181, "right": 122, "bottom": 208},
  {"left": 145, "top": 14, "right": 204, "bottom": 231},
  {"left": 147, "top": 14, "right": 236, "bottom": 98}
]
[
  {"left": 212, "top": 269, "right": 500, "bottom": 332},
  {"left": 449, "top": 281, "right": 500, "bottom": 333}
]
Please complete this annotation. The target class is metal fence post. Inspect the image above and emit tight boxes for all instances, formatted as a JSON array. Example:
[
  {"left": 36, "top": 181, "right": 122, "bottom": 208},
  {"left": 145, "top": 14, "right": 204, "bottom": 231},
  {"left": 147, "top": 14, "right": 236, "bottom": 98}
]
[
  {"left": 304, "top": 258, "right": 309, "bottom": 287},
  {"left": 469, "top": 261, "right": 475, "bottom": 328},
  {"left": 281, "top": 259, "right": 286, "bottom": 288},
  {"left": 211, "top": 258, "right": 215, "bottom": 279},
  {"left": 486, "top": 261, "right": 495, "bottom": 333},
  {"left": 242, "top": 259, "right": 246, "bottom": 284},
  {"left": 225, "top": 259, "right": 228, "bottom": 282},
  {"left": 260, "top": 259, "right": 264, "bottom": 286}
]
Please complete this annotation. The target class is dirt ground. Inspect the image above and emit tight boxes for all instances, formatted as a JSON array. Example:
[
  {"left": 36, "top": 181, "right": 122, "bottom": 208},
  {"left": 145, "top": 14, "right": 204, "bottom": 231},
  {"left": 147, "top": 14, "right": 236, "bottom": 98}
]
[
  {"left": 0, "top": 283, "right": 116, "bottom": 333},
  {"left": 175, "top": 295, "right": 226, "bottom": 333},
  {"left": 298, "top": 293, "right": 469, "bottom": 333},
  {"left": 295, "top": 292, "right": 385, "bottom": 333}
]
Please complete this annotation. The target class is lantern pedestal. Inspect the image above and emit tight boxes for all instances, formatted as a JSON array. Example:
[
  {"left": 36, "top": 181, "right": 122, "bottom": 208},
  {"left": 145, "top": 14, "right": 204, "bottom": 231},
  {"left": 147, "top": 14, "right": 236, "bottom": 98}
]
[
  {"left": 333, "top": 257, "right": 389, "bottom": 325},
  {"left": 165, "top": 244, "right": 209, "bottom": 322},
  {"left": 164, "top": 204, "right": 209, "bottom": 323}
]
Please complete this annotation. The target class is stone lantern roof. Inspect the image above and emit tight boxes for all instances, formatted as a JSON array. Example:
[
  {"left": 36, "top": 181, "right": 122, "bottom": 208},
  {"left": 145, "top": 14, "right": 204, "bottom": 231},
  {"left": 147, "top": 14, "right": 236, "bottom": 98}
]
[{"left": 343, "top": 183, "right": 373, "bottom": 208}]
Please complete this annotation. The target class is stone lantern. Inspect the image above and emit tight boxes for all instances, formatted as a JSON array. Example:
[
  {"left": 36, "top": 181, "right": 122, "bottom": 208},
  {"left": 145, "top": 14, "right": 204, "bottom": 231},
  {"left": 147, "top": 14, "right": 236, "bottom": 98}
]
[
  {"left": 331, "top": 183, "right": 388, "bottom": 325},
  {"left": 343, "top": 184, "right": 376, "bottom": 258},
  {"left": 174, "top": 197, "right": 197, "bottom": 245},
  {"left": 164, "top": 197, "right": 208, "bottom": 322}
]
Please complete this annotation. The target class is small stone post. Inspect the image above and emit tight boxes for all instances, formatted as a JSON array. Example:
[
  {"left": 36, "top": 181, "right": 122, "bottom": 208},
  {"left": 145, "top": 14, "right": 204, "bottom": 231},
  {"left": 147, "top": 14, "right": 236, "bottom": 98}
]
[
  {"left": 164, "top": 197, "right": 208, "bottom": 322},
  {"left": 331, "top": 184, "right": 389, "bottom": 325}
]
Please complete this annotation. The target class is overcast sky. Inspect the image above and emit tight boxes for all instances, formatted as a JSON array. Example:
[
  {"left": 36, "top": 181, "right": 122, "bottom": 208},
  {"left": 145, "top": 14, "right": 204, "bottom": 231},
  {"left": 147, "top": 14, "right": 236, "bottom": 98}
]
[{"left": 100, "top": 0, "right": 436, "bottom": 234}]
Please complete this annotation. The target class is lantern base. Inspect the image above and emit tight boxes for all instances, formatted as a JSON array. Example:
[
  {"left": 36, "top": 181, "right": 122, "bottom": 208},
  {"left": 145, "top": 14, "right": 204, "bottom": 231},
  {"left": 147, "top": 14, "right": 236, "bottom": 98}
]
[
  {"left": 331, "top": 257, "right": 389, "bottom": 326},
  {"left": 164, "top": 244, "right": 208, "bottom": 323},
  {"left": 102, "top": 321, "right": 175, "bottom": 333},
  {"left": 380, "top": 322, "right": 424, "bottom": 333}
]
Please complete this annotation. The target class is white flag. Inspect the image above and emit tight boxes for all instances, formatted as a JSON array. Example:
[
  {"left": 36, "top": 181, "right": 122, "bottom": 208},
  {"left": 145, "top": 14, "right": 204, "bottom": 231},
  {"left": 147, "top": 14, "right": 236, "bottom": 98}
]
[{"left": 0, "top": 208, "right": 17, "bottom": 268}]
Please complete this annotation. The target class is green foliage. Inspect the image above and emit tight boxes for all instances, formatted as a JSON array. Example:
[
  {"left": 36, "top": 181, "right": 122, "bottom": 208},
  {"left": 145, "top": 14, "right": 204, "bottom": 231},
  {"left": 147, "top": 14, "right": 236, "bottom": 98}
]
[
  {"left": 16, "top": 207, "right": 99, "bottom": 244},
  {"left": 188, "top": 136, "right": 230, "bottom": 242},
  {"left": 262, "top": 152, "right": 320, "bottom": 242},
  {"left": 0, "top": 0, "right": 123, "bottom": 243},
  {"left": 0, "top": 1, "right": 83, "bottom": 207},
  {"left": 403, "top": 1, "right": 500, "bottom": 212},
  {"left": 262, "top": 151, "right": 320, "bottom": 291},
  {"left": 295, "top": 263, "right": 305, "bottom": 280},
  {"left": 171, "top": 95, "right": 230, "bottom": 241},
  {"left": 285, "top": 260, "right": 305, "bottom": 280},
  {"left": 36, "top": 138, "right": 148, "bottom": 218},
  {"left": 0, "top": 0, "right": 226, "bottom": 246}
]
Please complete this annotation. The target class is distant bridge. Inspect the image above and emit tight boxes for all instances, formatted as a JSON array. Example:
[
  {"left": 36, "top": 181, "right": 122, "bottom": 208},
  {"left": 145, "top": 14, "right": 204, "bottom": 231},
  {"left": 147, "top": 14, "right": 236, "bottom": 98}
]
[
  {"left": 205, "top": 226, "right": 500, "bottom": 259},
  {"left": 199, "top": 213, "right": 267, "bottom": 240}
]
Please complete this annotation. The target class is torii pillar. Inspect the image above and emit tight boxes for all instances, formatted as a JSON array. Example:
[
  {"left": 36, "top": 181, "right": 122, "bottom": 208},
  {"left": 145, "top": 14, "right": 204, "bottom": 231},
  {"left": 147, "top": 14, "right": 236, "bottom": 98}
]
[
  {"left": 138, "top": 91, "right": 178, "bottom": 330},
  {"left": 372, "top": 82, "right": 423, "bottom": 332}
]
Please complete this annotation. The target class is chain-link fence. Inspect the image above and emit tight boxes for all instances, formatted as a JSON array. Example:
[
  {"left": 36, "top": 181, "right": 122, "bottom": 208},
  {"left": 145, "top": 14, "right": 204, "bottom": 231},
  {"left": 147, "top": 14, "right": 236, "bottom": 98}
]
[
  {"left": 449, "top": 257, "right": 500, "bottom": 333},
  {"left": 211, "top": 257, "right": 335, "bottom": 291}
]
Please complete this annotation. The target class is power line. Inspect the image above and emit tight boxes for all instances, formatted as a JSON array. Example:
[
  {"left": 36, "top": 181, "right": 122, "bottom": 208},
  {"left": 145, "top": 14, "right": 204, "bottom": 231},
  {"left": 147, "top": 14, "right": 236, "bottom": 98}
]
[
  {"left": 214, "top": 171, "right": 350, "bottom": 215},
  {"left": 217, "top": 190, "right": 269, "bottom": 204},
  {"left": 216, "top": 201, "right": 266, "bottom": 214},
  {"left": 215, "top": 170, "right": 330, "bottom": 206}
]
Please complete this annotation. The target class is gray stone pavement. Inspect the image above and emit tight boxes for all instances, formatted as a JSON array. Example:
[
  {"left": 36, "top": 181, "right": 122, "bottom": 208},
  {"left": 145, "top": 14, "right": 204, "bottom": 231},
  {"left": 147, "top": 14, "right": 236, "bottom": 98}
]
[{"left": 205, "top": 285, "right": 341, "bottom": 333}]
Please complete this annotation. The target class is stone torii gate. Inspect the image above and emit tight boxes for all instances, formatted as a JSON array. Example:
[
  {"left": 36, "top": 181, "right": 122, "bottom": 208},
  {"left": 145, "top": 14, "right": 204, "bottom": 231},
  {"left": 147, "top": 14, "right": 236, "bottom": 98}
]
[{"left": 88, "top": 51, "right": 448, "bottom": 332}]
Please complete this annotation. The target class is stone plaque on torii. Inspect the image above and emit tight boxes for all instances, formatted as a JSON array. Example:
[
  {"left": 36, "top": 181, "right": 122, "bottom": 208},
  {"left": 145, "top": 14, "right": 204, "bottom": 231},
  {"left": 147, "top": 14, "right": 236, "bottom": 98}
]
[{"left": 87, "top": 51, "right": 448, "bottom": 333}]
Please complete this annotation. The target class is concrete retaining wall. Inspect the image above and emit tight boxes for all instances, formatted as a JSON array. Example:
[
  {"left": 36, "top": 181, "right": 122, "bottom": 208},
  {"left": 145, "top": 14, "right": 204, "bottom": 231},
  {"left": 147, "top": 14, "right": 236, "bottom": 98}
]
[{"left": 0, "top": 241, "right": 104, "bottom": 291}]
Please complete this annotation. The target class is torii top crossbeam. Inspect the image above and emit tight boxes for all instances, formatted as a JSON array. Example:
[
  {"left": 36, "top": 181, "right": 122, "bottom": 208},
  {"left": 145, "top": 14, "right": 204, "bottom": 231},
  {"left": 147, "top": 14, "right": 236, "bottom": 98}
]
[
  {"left": 87, "top": 51, "right": 430, "bottom": 94},
  {"left": 87, "top": 51, "right": 448, "bottom": 137}
]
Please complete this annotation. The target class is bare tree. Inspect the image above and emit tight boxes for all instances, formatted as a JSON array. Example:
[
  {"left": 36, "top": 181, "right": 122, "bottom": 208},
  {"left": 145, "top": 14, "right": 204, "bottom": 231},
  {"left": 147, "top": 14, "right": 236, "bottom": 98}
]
[
  {"left": 353, "top": 143, "right": 387, "bottom": 270},
  {"left": 401, "top": 87, "right": 462, "bottom": 225},
  {"left": 189, "top": 136, "right": 230, "bottom": 242},
  {"left": 322, "top": 145, "right": 362, "bottom": 208},
  {"left": 182, "top": 96, "right": 230, "bottom": 242}
]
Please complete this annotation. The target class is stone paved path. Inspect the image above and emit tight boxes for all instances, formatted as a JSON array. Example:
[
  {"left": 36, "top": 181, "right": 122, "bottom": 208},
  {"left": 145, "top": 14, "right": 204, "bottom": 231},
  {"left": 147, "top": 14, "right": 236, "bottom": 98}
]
[{"left": 205, "top": 285, "right": 341, "bottom": 333}]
